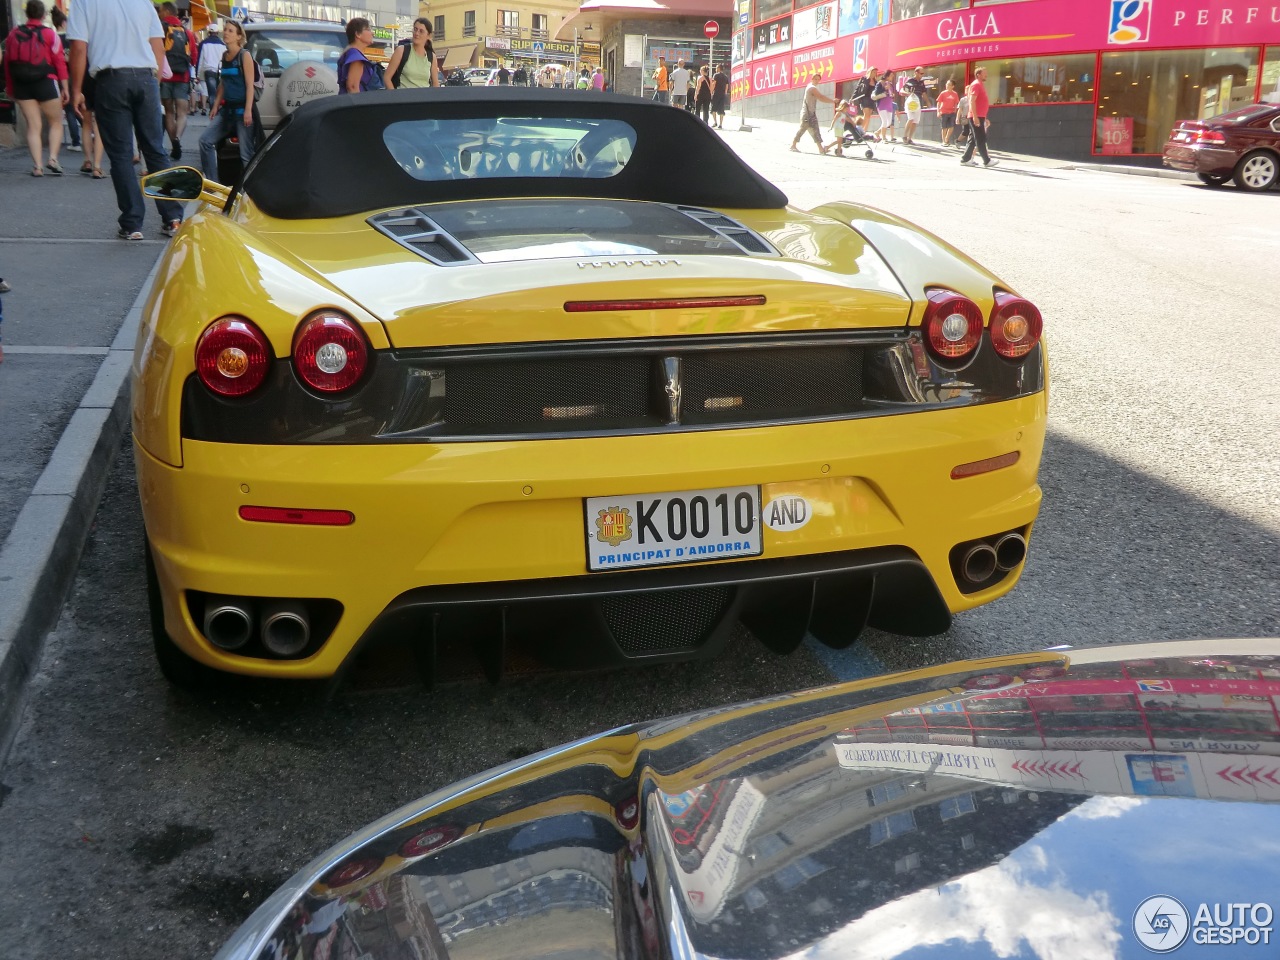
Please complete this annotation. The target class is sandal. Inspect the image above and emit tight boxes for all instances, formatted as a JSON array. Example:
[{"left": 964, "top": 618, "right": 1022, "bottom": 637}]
[
  {"left": 47, "top": 160, "right": 64, "bottom": 175},
  {"left": 31, "top": 166, "right": 43, "bottom": 177},
  {"left": 92, "top": 168, "right": 107, "bottom": 179},
  {"left": 80, "top": 161, "right": 93, "bottom": 174}
]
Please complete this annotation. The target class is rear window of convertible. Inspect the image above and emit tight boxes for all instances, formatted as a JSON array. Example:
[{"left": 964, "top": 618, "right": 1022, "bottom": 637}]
[{"left": 383, "top": 117, "right": 637, "bottom": 181}]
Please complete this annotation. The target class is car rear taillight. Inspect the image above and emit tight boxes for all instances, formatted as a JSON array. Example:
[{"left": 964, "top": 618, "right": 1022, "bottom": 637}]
[
  {"left": 989, "top": 292, "right": 1043, "bottom": 360},
  {"left": 922, "top": 288, "right": 983, "bottom": 362},
  {"left": 293, "top": 311, "right": 370, "bottom": 393},
  {"left": 195, "top": 317, "right": 272, "bottom": 397},
  {"left": 1193, "top": 129, "right": 1226, "bottom": 145}
]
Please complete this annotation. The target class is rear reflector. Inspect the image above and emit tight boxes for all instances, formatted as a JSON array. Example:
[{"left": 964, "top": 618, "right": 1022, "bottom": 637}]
[
  {"left": 951, "top": 452, "right": 1020, "bottom": 479},
  {"left": 239, "top": 506, "right": 355, "bottom": 526},
  {"left": 564, "top": 295, "right": 766, "bottom": 313}
]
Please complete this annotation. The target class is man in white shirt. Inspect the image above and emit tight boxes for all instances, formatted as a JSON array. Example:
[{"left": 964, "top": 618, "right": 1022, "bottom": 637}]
[
  {"left": 669, "top": 60, "right": 691, "bottom": 109},
  {"left": 67, "top": 0, "right": 184, "bottom": 240},
  {"left": 195, "top": 24, "right": 225, "bottom": 115}
]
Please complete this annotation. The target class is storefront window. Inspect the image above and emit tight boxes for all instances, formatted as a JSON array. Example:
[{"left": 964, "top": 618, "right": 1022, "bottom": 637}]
[
  {"left": 1263, "top": 47, "right": 1280, "bottom": 103},
  {"left": 1097, "top": 47, "right": 1261, "bottom": 154},
  {"left": 755, "top": 0, "right": 791, "bottom": 25},
  {"left": 915, "top": 62, "right": 965, "bottom": 104},
  {"left": 890, "top": 0, "right": 964, "bottom": 22},
  {"left": 973, "top": 54, "right": 1095, "bottom": 105}
]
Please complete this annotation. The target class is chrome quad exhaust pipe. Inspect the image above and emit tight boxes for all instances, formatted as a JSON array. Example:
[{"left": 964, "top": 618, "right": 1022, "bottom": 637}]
[
  {"left": 202, "top": 597, "right": 254, "bottom": 651},
  {"left": 260, "top": 600, "right": 311, "bottom": 657},
  {"left": 958, "top": 543, "right": 998, "bottom": 585},
  {"left": 994, "top": 532, "right": 1028, "bottom": 572}
]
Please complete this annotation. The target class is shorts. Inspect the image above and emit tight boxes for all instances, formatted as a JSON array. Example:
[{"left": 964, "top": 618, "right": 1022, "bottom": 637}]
[
  {"left": 672, "top": 94, "right": 686, "bottom": 107},
  {"left": 160, "top": 80, "right": 189, "bottom": 100},
  {"left": 12, "top": 76, "right": 59, "bottom": 102},
  {"left": 940, "top": 113, "right": 956, "bottom": 129},
  {"left": 906, "top": 106, "right": 921, "bottom": 122}
]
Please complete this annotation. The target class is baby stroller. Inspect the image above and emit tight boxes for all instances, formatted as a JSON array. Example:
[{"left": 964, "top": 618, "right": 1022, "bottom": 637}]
[{"left": 828, "top": 101, "right": 875, "bottom": 159}]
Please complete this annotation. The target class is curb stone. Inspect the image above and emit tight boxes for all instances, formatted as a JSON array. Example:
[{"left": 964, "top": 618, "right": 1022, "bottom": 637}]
[{"left": 0, "top": 254, "right": 162, "bottom": 769}]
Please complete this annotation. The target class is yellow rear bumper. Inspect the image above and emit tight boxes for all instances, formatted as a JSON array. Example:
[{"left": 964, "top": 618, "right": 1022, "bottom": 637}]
[{"left": 137, "top": 392, "right": 1045, "bottom": 677}]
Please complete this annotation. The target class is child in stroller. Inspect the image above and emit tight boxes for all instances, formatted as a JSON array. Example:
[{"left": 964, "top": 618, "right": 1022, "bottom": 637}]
[{"left": 825, "top": 100, "right": 875, "bottom": 158}]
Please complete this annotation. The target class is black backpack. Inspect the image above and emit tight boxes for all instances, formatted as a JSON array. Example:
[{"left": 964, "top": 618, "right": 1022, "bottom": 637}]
[
  {"left": 852, "top": 76, "right": 871, "bottom": 106},
  {"left": 164, "top": 23, "right": 191, "bottom": 74}
]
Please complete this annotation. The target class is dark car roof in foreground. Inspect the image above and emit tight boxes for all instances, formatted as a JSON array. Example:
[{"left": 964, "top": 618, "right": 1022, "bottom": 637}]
[
  {"left": 244, "top": 89, "right": 790, "bottom": 220},
  {"left": 217, "top": 639, "right": 1280, "bottom": 960}
]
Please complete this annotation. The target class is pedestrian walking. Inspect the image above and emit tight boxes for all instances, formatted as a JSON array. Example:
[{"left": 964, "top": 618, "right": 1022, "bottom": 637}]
[
  {"left": 198, "top": 20, "right": 255, "bottom": 180},
  {"left": 497, "top": 63, "right": 511, "bottom": 85},
  {"left": 513, "top": 65, "right": 528, "bottom": 87},
  {"left": 651, "top": 56, "right": 669, "bottom": 104},
  {"left": 710, "top": 63, "right": 729, "bottom": 127},
  {"left": 851, "top": 66, "right": 878, "bottom": 131},
  {"left": 386, "top": 18, "right": 438, "bottom": 89},
  {"left": 4, "top": 1, "right": 70, "bottom": 177},
  {"left": 591, "top": 66, "right": 604, "bottom": 92},
  {"left": 901, "top": 65, "right": 931, "bottom": 144},
  {"left": 789, "top": 77, "right": 834, "bottom": 154},
  {"left": 693, "top": 64, "right": 712, "bottom": 124},
  {"left": 50, "top": 7, "right": 81, "bottom": 153},
  {"left": 960, "top": 67, "right": 999, "bottom": 167},
  {"left": 872, "top": 68, "right": 897, "bottom": 142},
  {"left": 157, "top": 2, "right": 196, "bottom": 160},
  {"left": 195, "top": 23, "right": 224, "bottom": 115},
  {"left": 70, "top": 0, "right": 182, "bottom": 238},
  {"left": 337, "top": 18, "right": 384, "bottom": 94},
  {"left": 669, "top": 60, "right": 690, "bottom": 109},
  {"left": 935, "top": 78, "right": 959, "bottom": 147},
  {"left": 954, "top": 89, "right": 970, "bottom": 149}
]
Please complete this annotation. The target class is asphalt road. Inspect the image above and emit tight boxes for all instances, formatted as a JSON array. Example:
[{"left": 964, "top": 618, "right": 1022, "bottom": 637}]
[{"left": 1, "top": 123, "right": 1277, "bottom": 960}]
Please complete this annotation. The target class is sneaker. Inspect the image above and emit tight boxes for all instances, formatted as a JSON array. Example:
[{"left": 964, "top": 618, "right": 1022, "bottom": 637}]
[
  {"left": 117, "top": 228, "right": 145, "bottom": 241},
  {"left": 170, "top": 140, "right": 183, "bottom": 161},
  {"left": 68, "top": 144, "right": 83, "bottom": 152},
  {"left": 960, "top": 158, "right": 977, "bottom": 166},
  {"left": 0, "top": 278, "right": 10, "bottom": 293},
  {"left": 984, "top": 158, "right": 1001, "bottom": 167},
  {"left": 161, "top": 219, "right": 182, "bottom": 238}
]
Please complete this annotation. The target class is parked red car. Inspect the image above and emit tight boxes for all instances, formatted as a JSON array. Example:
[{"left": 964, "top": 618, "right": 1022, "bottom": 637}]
[{"left": 1163, "top": 102, "right": 1280, "bottom": 191}]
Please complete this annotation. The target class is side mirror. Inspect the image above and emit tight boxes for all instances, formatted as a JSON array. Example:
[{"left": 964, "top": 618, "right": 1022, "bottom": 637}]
[{"left": 141, "top": 166, "right": 231, "bottom": 207}]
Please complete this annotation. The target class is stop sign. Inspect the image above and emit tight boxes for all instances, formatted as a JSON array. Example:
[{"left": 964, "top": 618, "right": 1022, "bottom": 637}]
[{"left": 704, "top": 19, "right": 719, "bottom": 38}]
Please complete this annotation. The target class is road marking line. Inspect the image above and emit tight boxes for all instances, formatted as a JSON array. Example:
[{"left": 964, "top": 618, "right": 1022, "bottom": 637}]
[
  {"left": 2, "top": 346, "right": 112, "bottom": 355},
  {"left": 804, "top": 634, "right": 890, "bottom": 682}
]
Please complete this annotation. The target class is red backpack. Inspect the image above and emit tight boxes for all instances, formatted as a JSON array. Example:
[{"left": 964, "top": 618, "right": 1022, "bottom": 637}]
[{"left": 4, "top": 24, "right": 57, "bottom": 84}]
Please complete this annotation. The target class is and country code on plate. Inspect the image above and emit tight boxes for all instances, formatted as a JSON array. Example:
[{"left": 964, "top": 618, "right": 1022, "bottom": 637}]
[{"left": 585, "top": 485, "right": 762, "bottom": 571}]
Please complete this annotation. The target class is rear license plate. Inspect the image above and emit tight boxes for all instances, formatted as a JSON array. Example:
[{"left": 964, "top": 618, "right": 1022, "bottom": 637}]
[{"left": 585, "top": 485, "right": 762, "bottom": 571}]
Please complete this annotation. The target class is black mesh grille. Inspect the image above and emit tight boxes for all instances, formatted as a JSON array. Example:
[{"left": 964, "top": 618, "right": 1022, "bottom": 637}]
[
  {"left": 443, "top": 355, "right": 658, "bottom": 433},
  {"left": 412, "top": 343, "right": 868, "bottom": 438},
  {"left": 600, "top": 587, "right": 736, "bottom": 654},
  {"left": 681, "top": 346, "right": 864, "bottom": 425}
]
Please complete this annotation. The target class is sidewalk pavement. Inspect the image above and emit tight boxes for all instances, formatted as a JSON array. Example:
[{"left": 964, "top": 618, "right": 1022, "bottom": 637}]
[
  {"left": 727, "top": 110, "right": 1197, "bottom": 181},
  {"left": 0, "top": 115, "right": 206, "bottom": 765}
]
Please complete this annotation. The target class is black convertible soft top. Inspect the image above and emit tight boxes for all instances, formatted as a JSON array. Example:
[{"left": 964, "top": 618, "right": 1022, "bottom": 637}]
[{"left": 242, "top": 88, "right": 789, "bottom": 219}]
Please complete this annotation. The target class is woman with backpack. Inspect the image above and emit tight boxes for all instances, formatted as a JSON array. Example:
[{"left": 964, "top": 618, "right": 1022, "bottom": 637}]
[
  {"left": 3, "top": 0, "right": 69, "bottom": 176},
  {"left": 198, "top": 20, "right": 256, "bottom": 183},
  {"left": 386, "top": 17, "right": 439, "bottom": 89},
  {"left": 338, "top": 18, "right": 385, "bottom": 94}
]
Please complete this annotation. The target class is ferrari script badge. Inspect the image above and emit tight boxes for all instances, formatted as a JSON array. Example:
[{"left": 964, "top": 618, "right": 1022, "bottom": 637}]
[{"left": 595, "top": 507, "right": 633, "bottom": 547}]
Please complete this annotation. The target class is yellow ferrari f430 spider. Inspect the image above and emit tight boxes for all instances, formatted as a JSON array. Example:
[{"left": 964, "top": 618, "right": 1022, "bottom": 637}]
[{"left": 133, "top": 89, "right": 1047, "bottom": 686}]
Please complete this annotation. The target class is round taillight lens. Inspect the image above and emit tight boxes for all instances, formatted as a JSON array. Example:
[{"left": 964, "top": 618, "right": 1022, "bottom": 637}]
[
  {"left": 990, "top": 292, "right": 1043, "bottom": 359},
  {"left": 923, "top": 289, "right": 983, "bottom": 361},
  {"left": 195, "top": 317, "right": 272, "bottom": 397},
  {"left": 293, "top": 312, "right": 369, "bottom": 393}
]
